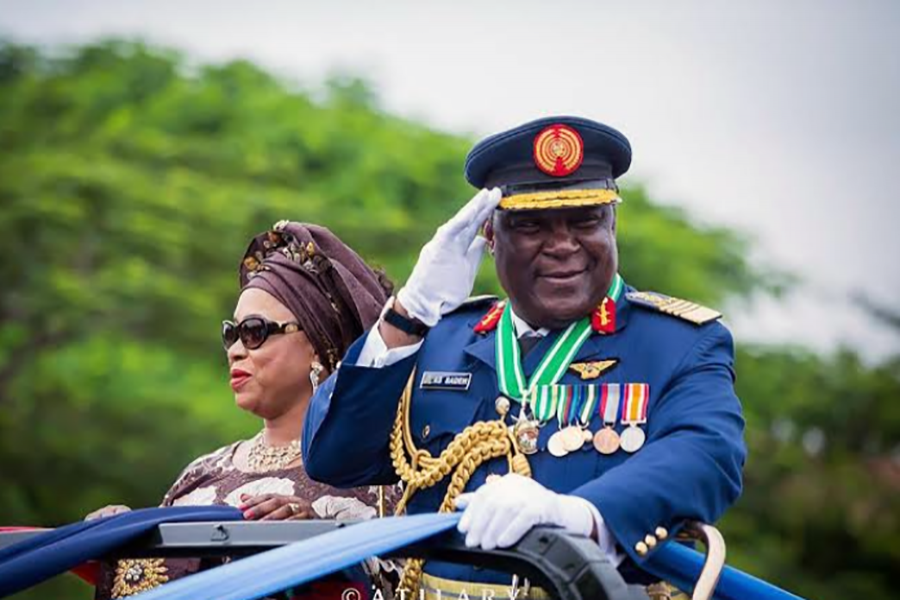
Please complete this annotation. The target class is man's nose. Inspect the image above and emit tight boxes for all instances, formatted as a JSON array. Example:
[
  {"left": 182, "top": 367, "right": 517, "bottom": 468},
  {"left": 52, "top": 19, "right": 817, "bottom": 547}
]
[{"left": 542, "top": 223, "right": 579, "bottom": 256}]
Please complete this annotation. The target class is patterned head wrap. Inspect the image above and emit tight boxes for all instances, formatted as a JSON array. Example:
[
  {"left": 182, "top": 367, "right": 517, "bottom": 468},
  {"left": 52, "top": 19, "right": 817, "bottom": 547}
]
[{"left": 239, "top": 221, "right": 392, "bottom": 370}]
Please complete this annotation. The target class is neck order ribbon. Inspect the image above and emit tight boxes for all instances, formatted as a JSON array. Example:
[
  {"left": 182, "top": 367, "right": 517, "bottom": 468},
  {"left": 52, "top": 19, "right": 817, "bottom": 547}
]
[{"left": 495, "top": 273, "right": 624, "bottom": 410}]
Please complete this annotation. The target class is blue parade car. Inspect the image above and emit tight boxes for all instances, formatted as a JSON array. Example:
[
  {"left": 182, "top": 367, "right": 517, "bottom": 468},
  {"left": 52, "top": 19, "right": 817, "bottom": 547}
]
[{"left": 0, "top": 506, "right": 799, "bottom": 600}]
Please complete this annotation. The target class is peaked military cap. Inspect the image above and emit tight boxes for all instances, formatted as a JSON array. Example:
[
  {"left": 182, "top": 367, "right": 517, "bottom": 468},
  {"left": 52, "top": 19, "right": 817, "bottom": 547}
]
[{"left": 464, "top": 116, "right": 632, "bottom": 211}]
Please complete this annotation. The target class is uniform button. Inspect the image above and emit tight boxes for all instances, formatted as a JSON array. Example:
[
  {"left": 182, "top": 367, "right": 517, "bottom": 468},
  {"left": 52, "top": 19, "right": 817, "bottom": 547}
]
[
  {"left": 634, "top": 541, "right": 648, "bottom": 556},
  {"left": 645, "top": 534, "right": 658, "bottom": 548},
  {"left": 421, "top": 424, "right": 431, "bottom": 439},
  {"left": 655, "top": 527, "right": 668, "bottom": 540}
]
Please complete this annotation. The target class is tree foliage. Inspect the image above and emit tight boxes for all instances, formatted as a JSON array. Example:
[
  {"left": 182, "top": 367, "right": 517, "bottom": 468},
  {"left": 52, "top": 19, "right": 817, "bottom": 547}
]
[{"left": 0, "top": 40, "right": 896, "bottom": 600}]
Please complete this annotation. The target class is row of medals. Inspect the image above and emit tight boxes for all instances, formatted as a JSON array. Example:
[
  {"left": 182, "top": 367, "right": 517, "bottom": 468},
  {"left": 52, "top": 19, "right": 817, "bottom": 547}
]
[{"left": 500, "top": 397, "right": 646, "bottom": 458}]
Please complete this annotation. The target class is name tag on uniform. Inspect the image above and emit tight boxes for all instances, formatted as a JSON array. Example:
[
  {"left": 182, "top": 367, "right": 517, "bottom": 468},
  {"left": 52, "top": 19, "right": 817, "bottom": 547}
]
[{"left": 420, "top": 371, "right": 472, "bottom": 391}]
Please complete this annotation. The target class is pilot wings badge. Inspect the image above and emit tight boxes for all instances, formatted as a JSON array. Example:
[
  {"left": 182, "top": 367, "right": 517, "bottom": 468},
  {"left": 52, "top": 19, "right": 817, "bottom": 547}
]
[{"left": 568, "top": 359, "right": 618, "bottom": 380}]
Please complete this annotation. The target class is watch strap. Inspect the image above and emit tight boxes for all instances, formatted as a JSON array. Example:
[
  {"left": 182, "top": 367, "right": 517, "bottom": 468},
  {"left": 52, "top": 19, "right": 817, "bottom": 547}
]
[{"left": 384, "top": 306, "right": 429, "bottom": 337}]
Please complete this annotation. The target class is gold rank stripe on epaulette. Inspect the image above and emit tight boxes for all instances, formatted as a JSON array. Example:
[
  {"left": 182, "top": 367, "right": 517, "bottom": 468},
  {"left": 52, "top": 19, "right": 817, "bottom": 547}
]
[{"left": 625, "top": 291, "right": 722, "bottom": 325}]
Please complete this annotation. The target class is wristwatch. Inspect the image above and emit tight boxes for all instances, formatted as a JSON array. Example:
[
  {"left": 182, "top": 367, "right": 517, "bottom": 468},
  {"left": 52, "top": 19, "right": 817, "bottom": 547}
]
[{"left": 382, "top": 296, "right": 430, "bottom": 337}]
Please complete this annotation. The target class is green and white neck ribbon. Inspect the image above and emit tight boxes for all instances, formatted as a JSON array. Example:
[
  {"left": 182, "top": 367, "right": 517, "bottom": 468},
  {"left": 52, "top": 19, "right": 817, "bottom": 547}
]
[
  {"left": 496, "top": 273, "right": 624, "bottom": 422},
  {"left": 497, "top": 307, "right": 592, "bottom": 418},
  {"left": 607, "top": 272, "right": 624, "bottom": 303}
]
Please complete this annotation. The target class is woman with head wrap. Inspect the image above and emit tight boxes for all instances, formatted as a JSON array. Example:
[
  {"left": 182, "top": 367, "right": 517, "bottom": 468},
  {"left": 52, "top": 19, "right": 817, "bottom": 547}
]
[{"left": 88, "top": 221, "right": 398, "bottom": 599}]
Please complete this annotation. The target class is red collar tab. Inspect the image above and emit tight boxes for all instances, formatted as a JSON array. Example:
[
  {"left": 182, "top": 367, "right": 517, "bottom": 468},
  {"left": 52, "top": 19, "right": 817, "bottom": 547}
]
[
  {"left": 474, "top": 301, "right": 506, "bottom": 334},
  {"left": 591, "top": 296, "right": 617, "bottom": 334}
]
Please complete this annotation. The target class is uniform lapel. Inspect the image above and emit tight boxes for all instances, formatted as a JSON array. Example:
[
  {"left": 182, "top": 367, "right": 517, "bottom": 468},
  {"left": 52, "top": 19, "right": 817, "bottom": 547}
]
[
  {"left": 462, "top": 330, "right": 498, "bottom": 372},
  {"left": 564, "top": 291, "right": 635, "bottom": 375},
  {"left": 569, "top": 332, "right": 609, "bottom": 364}
]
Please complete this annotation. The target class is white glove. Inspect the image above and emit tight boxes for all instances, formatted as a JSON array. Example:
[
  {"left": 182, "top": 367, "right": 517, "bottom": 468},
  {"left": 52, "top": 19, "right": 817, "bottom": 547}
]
[
  {"left": 397, "top": 187, "right": 502, "bottom": 327},
  {"left": 455, "top": 474, "right": 596, "bottom": 551}
]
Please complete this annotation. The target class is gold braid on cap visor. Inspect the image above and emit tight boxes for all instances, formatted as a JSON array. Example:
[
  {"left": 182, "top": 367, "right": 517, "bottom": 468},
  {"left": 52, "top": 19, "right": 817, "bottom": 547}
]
[{"left": 498, "top": 188, "right": 621, "bottom": 210}]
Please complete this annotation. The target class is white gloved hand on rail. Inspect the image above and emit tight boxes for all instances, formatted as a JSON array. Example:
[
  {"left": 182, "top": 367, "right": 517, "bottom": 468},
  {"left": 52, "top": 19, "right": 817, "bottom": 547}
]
[
  {"left": 455, "top": 474, "right": 596, "bottom": 551},
  {"left": 396, "top": 187, "right": 502, "bottom": 327}
]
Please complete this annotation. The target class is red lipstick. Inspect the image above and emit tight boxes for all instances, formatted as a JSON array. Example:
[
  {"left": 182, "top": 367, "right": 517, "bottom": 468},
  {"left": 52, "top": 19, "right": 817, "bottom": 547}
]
[{"left": 230, "top": 368, "right": 252, "bottom": 391}]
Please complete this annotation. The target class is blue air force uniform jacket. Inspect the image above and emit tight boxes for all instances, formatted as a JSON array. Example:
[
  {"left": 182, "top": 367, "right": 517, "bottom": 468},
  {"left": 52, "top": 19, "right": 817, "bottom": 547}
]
[{"left": 303, "top": 286, "right": 746, "bottom": 583}]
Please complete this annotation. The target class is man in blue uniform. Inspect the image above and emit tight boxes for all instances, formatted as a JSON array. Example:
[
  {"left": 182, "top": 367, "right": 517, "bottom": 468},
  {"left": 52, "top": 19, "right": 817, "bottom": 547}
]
[{"left": 303, "top": 116, "right": 746, "bottom": 598}]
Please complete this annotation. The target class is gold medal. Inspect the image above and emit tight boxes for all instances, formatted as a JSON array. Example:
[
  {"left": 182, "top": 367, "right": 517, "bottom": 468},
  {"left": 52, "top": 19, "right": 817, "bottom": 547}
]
[
  {"left": 593, "top": 384, "right": 623, "bottom": 455},
  {"left": 561, "top": 426, "right": 585, "bottom": 452},
  {"left": 593, "top": 427, "right": 621, "bottom": 454},
  {"left": 620, "top": 425, "right": 646, "bottom": 453},
  {"left": 548, "top": 431, "right": 569, "bottom": 457},
  {"left": 514, "top": 420, "right": 540, "bottom": 455},
  {"left": 582, "top": 428, "right": 593, "bottom": 443}
]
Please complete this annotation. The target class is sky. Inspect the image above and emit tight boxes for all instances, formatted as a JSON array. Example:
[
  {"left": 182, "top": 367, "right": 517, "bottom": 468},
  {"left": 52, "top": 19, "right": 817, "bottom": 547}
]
[{"left": 2, "top": 0, "right": 898, "bottom": 358}]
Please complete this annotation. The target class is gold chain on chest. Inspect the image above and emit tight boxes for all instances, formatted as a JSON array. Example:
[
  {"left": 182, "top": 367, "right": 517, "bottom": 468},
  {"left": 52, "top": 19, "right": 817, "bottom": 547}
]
[{"left": 389, "top": 369, "right": 532, "bottom": 597}]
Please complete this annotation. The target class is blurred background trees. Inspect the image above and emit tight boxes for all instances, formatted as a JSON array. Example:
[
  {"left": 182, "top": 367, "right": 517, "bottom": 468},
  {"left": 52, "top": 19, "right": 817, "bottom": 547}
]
[{"left": 0, "top": 40, "right": 897, "bottom": 600}]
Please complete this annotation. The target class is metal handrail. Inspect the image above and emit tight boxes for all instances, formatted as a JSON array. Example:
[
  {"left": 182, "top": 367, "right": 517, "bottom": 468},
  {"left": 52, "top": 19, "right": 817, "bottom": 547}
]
[{"left": 681, "top": 522, "right": 727, "bottom": 600}]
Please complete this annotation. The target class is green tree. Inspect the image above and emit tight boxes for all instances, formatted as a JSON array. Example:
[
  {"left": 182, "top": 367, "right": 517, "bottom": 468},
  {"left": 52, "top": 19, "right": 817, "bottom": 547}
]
[{"left": 0, "top": 39, "right": 895, "bottom": 600}]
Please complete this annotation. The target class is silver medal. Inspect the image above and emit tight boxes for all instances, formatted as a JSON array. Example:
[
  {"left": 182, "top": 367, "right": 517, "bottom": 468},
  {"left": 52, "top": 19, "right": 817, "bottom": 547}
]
[{"left": 620, "top": 425, "right": 646, "bottom": 453}]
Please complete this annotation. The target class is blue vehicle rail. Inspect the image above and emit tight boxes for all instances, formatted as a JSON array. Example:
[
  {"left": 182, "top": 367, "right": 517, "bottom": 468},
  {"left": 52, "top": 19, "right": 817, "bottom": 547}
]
[{"left": 0, "top": 516, "right": 736, "bottom": 600}]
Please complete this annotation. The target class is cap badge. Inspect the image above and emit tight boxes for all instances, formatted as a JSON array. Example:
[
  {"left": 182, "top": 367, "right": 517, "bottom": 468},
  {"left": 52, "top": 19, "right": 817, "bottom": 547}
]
[{"left": 533, "top": 124, "right": 584, "bottom": 177}]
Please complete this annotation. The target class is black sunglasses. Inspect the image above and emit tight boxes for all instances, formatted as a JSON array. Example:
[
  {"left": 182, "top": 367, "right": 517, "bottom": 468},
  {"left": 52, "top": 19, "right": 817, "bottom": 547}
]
[{"left": 222, "top": 316, "right": 300, "bottom": 350}]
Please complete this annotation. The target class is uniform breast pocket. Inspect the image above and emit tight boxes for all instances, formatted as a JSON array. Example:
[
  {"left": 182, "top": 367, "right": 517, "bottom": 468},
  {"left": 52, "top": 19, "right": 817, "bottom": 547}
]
[{"left": 409, "top": 387, "right": 482, "bottom": 456}]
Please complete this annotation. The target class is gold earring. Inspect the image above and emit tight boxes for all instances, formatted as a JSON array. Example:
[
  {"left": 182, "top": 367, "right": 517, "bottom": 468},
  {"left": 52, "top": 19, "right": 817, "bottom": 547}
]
[{"left": 310, "top": 361, "right": 324, "bottom": 394}]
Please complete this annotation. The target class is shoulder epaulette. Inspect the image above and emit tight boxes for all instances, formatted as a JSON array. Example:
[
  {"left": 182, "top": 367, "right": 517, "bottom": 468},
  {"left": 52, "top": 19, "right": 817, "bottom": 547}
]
[{"left": 625, "top": 291, "right": 722, "bottom": 325}]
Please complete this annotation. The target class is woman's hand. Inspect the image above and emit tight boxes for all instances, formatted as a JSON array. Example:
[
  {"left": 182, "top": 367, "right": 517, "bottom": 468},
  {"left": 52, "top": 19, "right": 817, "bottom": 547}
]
[
  {"left": 239, "top": 493, "right": 313, "bottom": 520},
  {"left": 84, "top": 504, "right": 132, "bottom": 521}
]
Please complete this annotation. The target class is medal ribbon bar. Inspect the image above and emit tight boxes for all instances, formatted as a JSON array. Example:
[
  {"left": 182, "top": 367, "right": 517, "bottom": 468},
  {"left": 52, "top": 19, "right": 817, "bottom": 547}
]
[
  {"left": 600, "top": 383, "right": 622, "bottom": 425},
  {"left": 621, "top": 383, "right": 649, "bottom": 425}
]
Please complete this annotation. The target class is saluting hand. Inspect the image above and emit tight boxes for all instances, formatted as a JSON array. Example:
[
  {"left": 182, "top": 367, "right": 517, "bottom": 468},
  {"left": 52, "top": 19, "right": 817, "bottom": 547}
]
[
  {"left": 397, "top": 187, "right": 502, "bottom": 327},
  {"left": 239, "top": 493, "right": 313, "bottom": 521}
]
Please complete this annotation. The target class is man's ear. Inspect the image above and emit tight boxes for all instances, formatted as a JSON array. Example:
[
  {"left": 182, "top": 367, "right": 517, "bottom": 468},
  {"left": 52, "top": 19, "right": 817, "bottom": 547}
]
[{"left": 483, "top": 216, "right": 495, "bottom": 247}]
